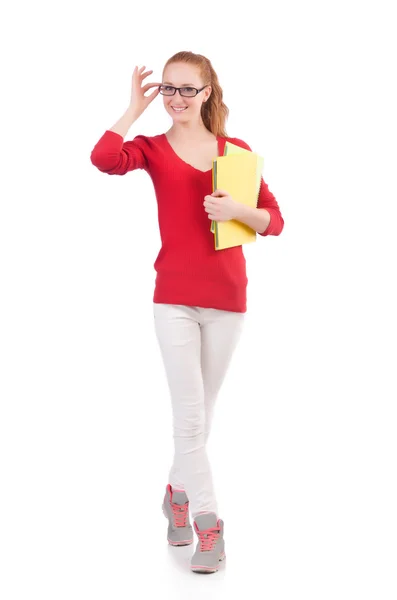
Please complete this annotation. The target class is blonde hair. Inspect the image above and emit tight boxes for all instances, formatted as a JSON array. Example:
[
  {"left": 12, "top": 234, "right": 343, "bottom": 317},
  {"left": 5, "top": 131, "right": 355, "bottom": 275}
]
[{"left": 163, "top": 51, "right": 229, "bottom": 137}]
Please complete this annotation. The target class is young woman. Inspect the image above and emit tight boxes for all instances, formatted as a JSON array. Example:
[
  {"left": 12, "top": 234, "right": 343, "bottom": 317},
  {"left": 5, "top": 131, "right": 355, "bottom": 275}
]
[{"left": 90, "top": 51, "right": 284, "bottom": 574}]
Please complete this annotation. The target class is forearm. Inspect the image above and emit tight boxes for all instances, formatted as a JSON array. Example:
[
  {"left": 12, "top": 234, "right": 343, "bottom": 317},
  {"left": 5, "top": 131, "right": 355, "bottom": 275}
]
[
  {"left": 109, "top": 106, "right": 140, "bottom": 138},
  {"left": 233, "top": 204, "right": 271, "bottom": 234}
]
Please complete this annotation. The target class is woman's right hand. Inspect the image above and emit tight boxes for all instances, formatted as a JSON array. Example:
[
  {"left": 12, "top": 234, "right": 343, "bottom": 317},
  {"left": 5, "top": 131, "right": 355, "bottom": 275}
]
[{"left": 129, "top": 65, "right": 161, "bottom": 117}]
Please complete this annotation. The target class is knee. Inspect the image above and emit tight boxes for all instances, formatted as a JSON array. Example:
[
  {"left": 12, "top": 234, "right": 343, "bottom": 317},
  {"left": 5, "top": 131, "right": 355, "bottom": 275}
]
[{"left": 173, "top": 408, "right": 205, "bottom": 439}]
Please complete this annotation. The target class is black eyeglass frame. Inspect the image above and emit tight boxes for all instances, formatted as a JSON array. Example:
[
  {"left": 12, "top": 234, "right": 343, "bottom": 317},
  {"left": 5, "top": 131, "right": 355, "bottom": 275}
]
[{"left": 158, "top": 84, "right": 209, "bottom": 97}]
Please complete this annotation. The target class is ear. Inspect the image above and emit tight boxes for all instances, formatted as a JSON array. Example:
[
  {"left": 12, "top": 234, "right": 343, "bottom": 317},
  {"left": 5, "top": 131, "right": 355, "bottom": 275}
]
[{"left": 204, "top": 85, "right": 212, "bottom": 102}]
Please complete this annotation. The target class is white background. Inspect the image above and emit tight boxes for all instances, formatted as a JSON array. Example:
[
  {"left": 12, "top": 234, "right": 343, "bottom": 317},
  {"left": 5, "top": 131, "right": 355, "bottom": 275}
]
[{"left": 1, "top": 0, "right": 396, "bottom": 598}]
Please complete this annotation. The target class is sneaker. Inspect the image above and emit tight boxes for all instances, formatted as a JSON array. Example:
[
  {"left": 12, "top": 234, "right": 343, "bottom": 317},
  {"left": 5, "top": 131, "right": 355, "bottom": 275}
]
[
  {"left": 190, "top": 512, "right": 226, "bottom": 573},
  {"left": 162, "top": 484, "right": 193, "bottom": 546}
]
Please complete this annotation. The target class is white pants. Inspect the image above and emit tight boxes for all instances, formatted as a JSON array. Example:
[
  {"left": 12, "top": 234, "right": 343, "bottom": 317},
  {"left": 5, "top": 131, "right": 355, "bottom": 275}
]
[{"left": 153, "top": 303, "right": 245, "bottom": 519}]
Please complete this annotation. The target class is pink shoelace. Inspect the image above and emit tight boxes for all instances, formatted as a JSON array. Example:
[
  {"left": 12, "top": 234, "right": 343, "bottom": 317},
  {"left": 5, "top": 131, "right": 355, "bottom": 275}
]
[
  {"left": 197, "top": 526, "right": 220, "bottom": 552},
  {"left": 171, "top": 501, "right": 189, "bottom": 527}
]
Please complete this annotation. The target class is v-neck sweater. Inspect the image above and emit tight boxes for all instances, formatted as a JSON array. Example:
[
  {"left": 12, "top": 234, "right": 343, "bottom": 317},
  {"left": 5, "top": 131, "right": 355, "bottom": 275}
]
[{"left": 90, "top": 130, "right": 284, "bottom": 313}]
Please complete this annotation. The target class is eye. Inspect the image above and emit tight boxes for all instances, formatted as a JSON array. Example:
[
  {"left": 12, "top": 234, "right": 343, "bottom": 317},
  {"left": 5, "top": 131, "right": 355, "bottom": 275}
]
[
  {"left": 181, "top": 87, "right": 194, "bottom": 93},
  {"left": 163, "top": 86, "right": 174, "bottom": 91}
]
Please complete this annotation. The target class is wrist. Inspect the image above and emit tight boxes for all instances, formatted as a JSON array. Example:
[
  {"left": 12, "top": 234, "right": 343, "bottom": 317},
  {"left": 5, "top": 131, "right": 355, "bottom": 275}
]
[
  {"left": 233, "top": 201, "right": 246, "bottom": 220},
  {"left": 126, "top": 105, "right": 140, "bottom": 121}
]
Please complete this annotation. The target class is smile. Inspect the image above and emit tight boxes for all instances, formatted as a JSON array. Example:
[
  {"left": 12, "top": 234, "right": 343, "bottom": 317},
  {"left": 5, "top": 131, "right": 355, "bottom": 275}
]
[{"left": 171, "top": 107, "right": 188, "bottom": 112}]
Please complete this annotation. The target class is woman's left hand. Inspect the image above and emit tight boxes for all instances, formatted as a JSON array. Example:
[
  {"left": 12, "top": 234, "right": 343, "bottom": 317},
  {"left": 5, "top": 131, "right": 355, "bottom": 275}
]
[{"left": 203, "top": 189, "right": 238, "bottom": 222}]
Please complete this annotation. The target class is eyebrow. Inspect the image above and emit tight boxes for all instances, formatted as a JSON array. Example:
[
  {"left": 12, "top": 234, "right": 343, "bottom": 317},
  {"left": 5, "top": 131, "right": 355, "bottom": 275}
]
[{"left": 163, "top": 81, "right": 196, "bottom": 86}]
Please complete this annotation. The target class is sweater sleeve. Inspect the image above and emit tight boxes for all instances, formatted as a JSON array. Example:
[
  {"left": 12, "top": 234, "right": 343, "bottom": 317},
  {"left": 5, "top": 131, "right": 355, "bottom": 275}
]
[
  {"left": 230, "top": 137, "right": 284, "bottom": 236},
  {"left": 90, "top": 130, "right": 149, "bottom": 175}
]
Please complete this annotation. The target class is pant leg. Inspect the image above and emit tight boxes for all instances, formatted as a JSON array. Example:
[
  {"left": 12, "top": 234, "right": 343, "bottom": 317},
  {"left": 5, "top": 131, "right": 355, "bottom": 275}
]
[
  {"left": 153, "top": 302, "right": 218, "bottom": 518},
  {"left": 200, "top": 308, "right": 245, "bottom": 444}
]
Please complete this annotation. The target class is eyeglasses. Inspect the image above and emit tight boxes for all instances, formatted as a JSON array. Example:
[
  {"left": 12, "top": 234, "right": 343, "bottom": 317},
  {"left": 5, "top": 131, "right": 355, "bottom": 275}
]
[{"left": 159, "top": 85, "right": 208, "bottom": 97}]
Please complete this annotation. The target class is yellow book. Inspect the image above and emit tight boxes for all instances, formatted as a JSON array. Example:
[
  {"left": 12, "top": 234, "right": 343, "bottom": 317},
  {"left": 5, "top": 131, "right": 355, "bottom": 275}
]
[
  {"left": 225, "top": 141, "right": 263, "bottom": 194},
  {"left": 211, "top": 141, "right": 263, "bottom": 233},
  {"left": 212, "top": 153, "right": 259, "bottom": 250}
]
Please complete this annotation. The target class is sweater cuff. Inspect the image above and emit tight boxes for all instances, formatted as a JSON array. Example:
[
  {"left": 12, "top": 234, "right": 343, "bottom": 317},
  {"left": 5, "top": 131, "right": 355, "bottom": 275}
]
[{"left": 258, "top": 208, "right": 283, "bottom": 236}]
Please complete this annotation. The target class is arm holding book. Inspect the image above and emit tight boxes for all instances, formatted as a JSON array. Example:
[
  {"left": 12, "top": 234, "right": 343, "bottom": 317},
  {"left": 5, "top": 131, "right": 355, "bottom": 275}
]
[
  {"left": 235, "top": 176, "right": 285, "bottom": 236},
  {"left": 223, "top": 138, "right": 285, "bottom": 236},
  {"left": 204, "top": 177, "right": 284, "bottom": 236},
  {"left": 234, "top": 204, "right": 271, "bottom": 235}
]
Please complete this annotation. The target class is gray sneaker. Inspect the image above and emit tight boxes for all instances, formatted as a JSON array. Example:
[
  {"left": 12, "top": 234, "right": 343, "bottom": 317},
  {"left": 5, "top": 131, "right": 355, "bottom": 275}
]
[
  {"left": 162, "top": 484, "right": 193, "bottom": 546},
  {"left": 190, "top": 512, "right": 226, "bottom": 574}
]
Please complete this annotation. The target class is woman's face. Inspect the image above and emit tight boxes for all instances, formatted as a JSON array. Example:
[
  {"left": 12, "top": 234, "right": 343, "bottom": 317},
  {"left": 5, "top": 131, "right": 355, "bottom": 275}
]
[{"left": 161, "top": 62, "right": 211, "bottom": 123}]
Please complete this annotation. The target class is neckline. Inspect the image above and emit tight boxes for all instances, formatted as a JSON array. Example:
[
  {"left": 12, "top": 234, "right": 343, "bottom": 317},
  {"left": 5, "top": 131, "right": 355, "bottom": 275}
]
[{"left": 162, "top": 133, "right": 222, "bottom": 174}]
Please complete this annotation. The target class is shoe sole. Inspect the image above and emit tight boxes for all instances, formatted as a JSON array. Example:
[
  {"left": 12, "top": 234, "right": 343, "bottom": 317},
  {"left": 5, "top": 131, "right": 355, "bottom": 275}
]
[
  {"left": 191, "top": 551, "right": 226, "bottom": 573},
  {"left": 162, "top": 504, "right": 193, "bottom": 546}
]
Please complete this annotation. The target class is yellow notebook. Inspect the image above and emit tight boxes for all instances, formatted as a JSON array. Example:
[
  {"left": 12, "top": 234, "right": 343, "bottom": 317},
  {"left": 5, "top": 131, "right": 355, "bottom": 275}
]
[
  {"left": 212, "top": 154, "right": 257, "bottom": 249},
  {"left": 224, "top": 141, "right": 263, "bottom": 193},
  {"left": 211, "top": 141, "right": 263, "bottom": 234},
  {"left": 212, "top": 153, "right": 259, "bottom": 250}
]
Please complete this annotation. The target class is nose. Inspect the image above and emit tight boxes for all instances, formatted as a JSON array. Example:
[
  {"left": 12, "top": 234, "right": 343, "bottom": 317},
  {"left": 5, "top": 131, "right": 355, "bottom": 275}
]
[{"left": 171, "top": 90, "right": 187, "bottom": 105}]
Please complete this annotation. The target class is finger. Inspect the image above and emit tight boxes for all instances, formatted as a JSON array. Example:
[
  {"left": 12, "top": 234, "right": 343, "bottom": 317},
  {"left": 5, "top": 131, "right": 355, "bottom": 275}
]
[
  {"left": 212, "top": 189, "right": 228, "bottom": 196},
  {"left": 146, "top": 87, "right": 161, "bottom": 101},
  {"left": 141, "top": 70, "right": 153, "bottom": 80},
  {"left": 134, "top": 65, "right": 144, "bottom": 76},
  {"left": 132, "top": 66, "right": 141, "bottom": 82},
  {"left": 142, "top": 82, "right": 163, "bottom": 92}
]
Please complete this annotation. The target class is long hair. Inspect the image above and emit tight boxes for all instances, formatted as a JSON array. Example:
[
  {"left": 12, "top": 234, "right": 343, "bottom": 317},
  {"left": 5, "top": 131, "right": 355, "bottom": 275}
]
[{"left": 163, "top": 51, "right": 229, "bottom": 137}]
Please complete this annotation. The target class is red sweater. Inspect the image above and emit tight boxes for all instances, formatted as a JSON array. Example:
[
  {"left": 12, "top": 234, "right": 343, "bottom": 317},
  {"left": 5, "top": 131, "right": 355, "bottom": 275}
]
[{"left": 90, "top": 130, "right": 284, "bottom": 313}]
